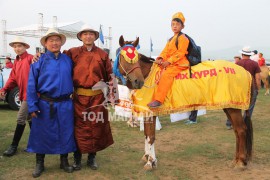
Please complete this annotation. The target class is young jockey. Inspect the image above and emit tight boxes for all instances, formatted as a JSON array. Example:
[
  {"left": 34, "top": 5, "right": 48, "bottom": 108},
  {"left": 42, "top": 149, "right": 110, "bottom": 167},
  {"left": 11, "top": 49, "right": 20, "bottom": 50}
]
[{"left": 148, "top": 12, "right": 190, "bottom": 108}]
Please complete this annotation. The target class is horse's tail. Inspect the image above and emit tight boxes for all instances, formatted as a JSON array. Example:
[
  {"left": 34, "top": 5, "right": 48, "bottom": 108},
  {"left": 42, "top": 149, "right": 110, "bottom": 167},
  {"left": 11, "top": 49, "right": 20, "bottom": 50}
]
[{"left": 244, "top": 110, "right": 253, "bottom": 161}]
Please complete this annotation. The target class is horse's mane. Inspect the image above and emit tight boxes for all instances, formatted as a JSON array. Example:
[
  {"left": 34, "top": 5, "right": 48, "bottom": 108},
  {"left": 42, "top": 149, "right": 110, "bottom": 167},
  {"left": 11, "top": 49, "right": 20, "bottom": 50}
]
[{"left": 139, "top": 53, "right": 155, "bottom": 64}]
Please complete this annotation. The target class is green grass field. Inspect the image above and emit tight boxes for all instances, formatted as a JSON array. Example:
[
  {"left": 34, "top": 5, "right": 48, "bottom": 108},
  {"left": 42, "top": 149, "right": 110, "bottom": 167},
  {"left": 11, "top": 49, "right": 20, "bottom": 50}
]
[{"left": 0, "top": 90, "right": 270, "bottom": 180}]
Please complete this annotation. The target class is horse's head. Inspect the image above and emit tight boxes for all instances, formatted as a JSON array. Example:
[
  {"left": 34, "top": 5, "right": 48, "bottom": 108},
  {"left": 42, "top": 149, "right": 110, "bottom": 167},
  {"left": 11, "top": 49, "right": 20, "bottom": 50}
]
[{"left": 113, "top": 35, "right": 145, "bottom": 89}]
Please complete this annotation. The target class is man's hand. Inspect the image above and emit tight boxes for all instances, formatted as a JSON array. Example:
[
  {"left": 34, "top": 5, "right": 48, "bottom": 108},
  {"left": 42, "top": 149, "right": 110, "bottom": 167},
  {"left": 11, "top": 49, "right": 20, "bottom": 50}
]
[
  {"left": 32, "top": 53, "right": 41, "bottom": 63},
  {"left": 31, "top": 111, "right": 40, "bottom": 118},
  {"left": 0, "top": 91, "right": 6, "bottom": 99}
]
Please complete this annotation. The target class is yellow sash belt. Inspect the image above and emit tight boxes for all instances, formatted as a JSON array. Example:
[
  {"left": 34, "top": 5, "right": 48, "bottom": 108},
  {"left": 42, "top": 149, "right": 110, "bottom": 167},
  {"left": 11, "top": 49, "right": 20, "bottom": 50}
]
[{"left": 75, "top": 88, "right": 102, "bottom": 96}]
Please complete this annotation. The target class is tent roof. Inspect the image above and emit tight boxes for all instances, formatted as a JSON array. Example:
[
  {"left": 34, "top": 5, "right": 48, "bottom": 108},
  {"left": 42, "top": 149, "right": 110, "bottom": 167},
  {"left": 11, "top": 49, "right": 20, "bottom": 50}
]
[{"left": 6, "top": 21, "right": 85, "bottom": 39}]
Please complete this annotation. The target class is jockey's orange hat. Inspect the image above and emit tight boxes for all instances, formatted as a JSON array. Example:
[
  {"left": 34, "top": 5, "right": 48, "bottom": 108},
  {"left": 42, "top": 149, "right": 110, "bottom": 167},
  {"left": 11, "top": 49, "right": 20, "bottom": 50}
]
[{"left": 172, "top": 12, "right": 185, "bottom": 25}]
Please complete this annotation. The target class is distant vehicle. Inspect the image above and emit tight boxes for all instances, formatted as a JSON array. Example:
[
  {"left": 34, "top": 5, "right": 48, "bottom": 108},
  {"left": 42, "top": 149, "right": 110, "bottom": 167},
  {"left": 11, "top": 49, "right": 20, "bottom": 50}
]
[{"left": 0, "top": 56, "right": 20, "bottom": 110}]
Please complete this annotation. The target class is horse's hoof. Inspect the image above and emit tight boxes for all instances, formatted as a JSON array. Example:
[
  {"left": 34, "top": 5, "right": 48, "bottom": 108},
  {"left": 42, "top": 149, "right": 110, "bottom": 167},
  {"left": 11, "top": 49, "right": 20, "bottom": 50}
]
[
  {"left": 144, "top": 163, "right": 153, "bottom": 171},
  {"left": 228, "top": 159, "right": 237, "bottom": 168},
  {"left": 141, "top": 154, "right": 148, "bottom": 163},
  {"left": 152, "top": 159, "right": 158, "bottom": 169},
  {"left": 234, "top": 161, "right": 247, "bottom": 171}
]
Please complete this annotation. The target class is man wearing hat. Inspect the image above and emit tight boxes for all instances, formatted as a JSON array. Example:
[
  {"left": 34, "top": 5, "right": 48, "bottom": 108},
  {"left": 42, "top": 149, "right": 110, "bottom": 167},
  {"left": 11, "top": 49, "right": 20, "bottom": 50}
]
[
  {"left": 237, "top": 46, "right": 261, "bottom": 119},
  {"left": 27, "top": 28, "right": 76, "bottom": 178},
  {"left": 148, "top": 12, "right": 190, "bottom": 108},
  {"left": 0, "top": 37, "right": 33, "bottom": 157},
  {"left": 64, "top": 24, "right": 114, "bottom": 171}
]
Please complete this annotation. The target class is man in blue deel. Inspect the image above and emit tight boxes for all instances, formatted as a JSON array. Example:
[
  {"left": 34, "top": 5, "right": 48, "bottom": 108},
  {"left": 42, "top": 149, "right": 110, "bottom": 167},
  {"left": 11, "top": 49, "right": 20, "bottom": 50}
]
[{"left": 27, "top": 28, "right": 76, "bottom": 178}]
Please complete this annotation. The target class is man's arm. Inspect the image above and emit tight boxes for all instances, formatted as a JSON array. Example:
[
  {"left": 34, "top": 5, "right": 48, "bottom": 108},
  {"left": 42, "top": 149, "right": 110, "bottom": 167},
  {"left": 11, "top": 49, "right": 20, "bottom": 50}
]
[
  {"left": 167, "top": 34, "right": 189, "bottom": 64},
  {"left": 255, "top": 73, "right": 261, "bottom": 90},
  {"left": 27, "top": 60, "right": 41, "bottom": 115}
]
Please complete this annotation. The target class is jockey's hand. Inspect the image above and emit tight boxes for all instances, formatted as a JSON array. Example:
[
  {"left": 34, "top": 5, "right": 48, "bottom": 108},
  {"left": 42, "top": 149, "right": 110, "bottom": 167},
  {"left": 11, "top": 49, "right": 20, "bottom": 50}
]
[
  {"left": 32, "top": 53, "right": 41, "bottom": 64},
  {"left": 162, "top": 61, "right": 171, "bottom": 69},
  {"left": 31, "top": 111, "right": 40, "bottom": 118},
  {"left": 154, "top": 57, "right": 163, "bottom": 65},
  {"left": 154, "top": 59, "right": 163, "bottom": 66}
]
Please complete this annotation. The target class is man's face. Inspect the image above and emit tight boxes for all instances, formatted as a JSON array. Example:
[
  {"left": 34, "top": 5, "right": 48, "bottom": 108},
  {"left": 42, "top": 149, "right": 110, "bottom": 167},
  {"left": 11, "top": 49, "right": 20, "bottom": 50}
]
[
  {"left": 80, "top": 31, "right": 96, "bottom": 46},
  {"left": 13, "top": 43, "right": 26, "bottom": 56},
  {"left": 259, "top": 53, "right": 263, "bottom": 58},
  {"left": 45, "top": 35, "right": 62, "bottom": 53},
  {"left": 171, "top": 20, "right": 184, "bottom": 34},
  {"left": 234, "top": 57, "right": 240, "bottom": 63}
]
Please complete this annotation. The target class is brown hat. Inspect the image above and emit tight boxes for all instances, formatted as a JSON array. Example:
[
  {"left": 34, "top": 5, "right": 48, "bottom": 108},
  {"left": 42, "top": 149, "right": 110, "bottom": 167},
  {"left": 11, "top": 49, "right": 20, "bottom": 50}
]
[
  {"left": 40, "top": 28, "right": 66, "bottom": 47},
  {"left": 9, "top": 37, "right": 30, "bottom": 49},
  {"left": 77, "top": 24, "right": 99, "bottom": 41}
]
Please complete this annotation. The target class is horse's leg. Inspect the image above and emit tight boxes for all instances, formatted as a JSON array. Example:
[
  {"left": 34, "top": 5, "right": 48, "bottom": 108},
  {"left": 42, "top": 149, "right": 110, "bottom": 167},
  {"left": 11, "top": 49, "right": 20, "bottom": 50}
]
[
  {"left": 143, "top": 116, "right": 157, "bottom": 170},
  {"left": 223, "top": 109, "right": 239, "bottom": 166},
  {"left": 264, "top": 76, "right": 269, "bottom": 95},
  {"left": 226, "top": 108, "right": 248, "bottom": 169}
]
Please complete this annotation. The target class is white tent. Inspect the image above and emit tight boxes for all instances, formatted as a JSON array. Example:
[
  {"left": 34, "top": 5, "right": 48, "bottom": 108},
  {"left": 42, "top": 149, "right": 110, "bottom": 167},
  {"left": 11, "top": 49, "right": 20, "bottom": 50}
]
[{"left": 5, "top": 21, "right": 84, "bottom": 39}]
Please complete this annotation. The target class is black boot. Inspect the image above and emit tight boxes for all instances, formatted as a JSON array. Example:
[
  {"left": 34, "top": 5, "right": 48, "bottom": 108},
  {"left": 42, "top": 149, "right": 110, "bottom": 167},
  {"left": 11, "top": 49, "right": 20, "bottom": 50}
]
[
  {"left": 3, "top": 124, "right": 26, "bottom": 157},
  {"left": 32, "top": 154, "right": 45, "bottom": 178},
  {"left": 87, "top": 153, "right": 98, "bottom": 170},
  {"left": 73, "top": 150, "right": 82, "bottom": 171},
  {"left": 60, "top": 154, "right": 74, "bottom": 173}
]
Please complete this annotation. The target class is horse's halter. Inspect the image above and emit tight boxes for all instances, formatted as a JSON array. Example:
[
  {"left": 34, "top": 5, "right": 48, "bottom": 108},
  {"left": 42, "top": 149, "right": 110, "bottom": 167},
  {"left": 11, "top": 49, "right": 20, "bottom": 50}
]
[{"left": 117, "top": 45, "right": 141, "bottom": 83}]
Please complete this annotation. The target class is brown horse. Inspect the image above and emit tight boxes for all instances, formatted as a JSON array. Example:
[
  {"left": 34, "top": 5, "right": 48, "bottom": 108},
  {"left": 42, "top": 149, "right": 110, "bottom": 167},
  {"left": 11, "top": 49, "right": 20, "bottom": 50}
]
[
  {"left": 115, "top": 35, "right": 253, "bottom": 171},
  {"left": 260, "top": 66, "right": 270, "bottom": 95}
]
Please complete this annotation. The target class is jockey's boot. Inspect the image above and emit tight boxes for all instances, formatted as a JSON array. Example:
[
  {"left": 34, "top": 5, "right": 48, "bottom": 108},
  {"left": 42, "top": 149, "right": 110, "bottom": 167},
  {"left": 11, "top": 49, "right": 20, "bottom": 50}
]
[
  {"left": 32, "top": 154, "right": 45, "bottom": 178},
  {"left": 73, "top": 150, "right": 82, "bottom": 171},
  {"left": 87, "top": 153, "right": 98, "bottom": 170},
  {"left": 3, "top": 124, "right": 26, "bottom": 157},
  {"left": 147, "top": 100, "right": 162, "bottom": 108},
  {"left": 60, "top": 154, "right": 74, "bottom": 173}
]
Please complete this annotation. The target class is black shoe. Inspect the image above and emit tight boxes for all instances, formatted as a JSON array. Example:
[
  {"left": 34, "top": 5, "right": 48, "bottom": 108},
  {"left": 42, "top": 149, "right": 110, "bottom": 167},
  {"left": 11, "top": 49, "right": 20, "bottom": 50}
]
[
  {"left": 73, "top": 151, "right": 82, "bottom": 171},
  {"left": 87, "top": 154, "right": 98, "bottom": 170},
  {"left": 3, "top": 145, "right": 17, "bottom": 157},
  {"left": 60, "top": 154, "right": 74, "bottom": 173},
  {"left": 32, "top": 154, "right": 45, "bottom": 178}
]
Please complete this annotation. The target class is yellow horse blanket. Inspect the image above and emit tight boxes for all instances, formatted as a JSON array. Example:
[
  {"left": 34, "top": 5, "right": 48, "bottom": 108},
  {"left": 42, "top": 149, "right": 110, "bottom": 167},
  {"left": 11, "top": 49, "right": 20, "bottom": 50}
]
[{"left": 131, "top": 60, "right": 252, "bottom": 117}]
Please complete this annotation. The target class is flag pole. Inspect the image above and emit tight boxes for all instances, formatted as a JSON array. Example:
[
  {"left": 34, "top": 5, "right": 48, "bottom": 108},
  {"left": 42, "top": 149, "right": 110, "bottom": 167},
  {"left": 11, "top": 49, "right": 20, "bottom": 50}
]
[{"left": 150, "top": 37, "right": 151, "bottom": 57}]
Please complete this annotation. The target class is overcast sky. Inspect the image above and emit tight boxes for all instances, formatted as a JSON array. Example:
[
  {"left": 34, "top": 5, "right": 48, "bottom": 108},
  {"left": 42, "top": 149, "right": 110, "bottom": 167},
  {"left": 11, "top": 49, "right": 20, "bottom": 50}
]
[{"left": 1, "top": 0, "right": 270, "bottom": 59}]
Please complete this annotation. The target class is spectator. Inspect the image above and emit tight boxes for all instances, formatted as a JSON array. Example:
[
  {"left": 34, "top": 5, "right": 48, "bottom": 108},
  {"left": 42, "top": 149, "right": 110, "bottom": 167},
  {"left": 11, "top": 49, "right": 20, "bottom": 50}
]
[{"left": 5, "top": 57, "right": 13, "bottom": 68}]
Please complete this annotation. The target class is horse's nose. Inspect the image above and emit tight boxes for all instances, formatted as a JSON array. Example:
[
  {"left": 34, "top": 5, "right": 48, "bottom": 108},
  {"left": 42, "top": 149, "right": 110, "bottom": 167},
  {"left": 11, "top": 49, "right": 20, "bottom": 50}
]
[{"left": 134, "top": 79, "right": 144, "bottom": 89}]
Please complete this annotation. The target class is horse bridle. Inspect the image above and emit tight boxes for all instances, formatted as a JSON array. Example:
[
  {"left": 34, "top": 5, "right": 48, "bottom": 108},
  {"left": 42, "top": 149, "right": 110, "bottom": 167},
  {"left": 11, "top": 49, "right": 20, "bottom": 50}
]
[{"left": 118, "top": 49, "right": 141, "bottom": 82}]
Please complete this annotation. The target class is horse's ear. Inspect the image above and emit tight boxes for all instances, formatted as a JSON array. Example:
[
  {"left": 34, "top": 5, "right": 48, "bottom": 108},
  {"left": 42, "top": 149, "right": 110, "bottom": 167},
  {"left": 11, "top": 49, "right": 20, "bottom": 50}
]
[
  {"left": 119, "top": 35, "right": 125, "bottom": 47},
  {"left": 132, "top": 37, "right": 139, "bottom": 48}
]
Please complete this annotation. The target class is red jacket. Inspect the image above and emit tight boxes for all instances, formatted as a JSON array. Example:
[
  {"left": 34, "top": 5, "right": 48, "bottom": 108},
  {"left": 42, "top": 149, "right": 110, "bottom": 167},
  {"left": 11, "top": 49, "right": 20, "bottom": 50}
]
[
  {"left": 0, "top": 51, "right": 33, "bottom": 101},
  {"left": 258, "top": 57, "right": 265, "bottom": 66}
]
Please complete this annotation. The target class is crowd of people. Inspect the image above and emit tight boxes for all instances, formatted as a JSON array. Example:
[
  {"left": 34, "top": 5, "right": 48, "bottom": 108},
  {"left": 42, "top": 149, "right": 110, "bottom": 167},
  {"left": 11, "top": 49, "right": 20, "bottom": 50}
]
[
  {"left": 0, "top": 25, "right": 115, "bottom": 178},
  {"left": 226, "top": 47, "right": 263, "bottom": 130}
]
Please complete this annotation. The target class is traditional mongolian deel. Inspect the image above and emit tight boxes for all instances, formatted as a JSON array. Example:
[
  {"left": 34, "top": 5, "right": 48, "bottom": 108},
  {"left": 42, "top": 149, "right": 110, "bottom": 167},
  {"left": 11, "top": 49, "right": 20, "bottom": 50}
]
[
  {"left": 132, "top": 60, "right": 252, "bottom": 117},
  {"left": 27, "top": 51, "right": 76, "bottom": 154},
  {"left": 65, "top": 45, "right": 114, "bottom": 154}
]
